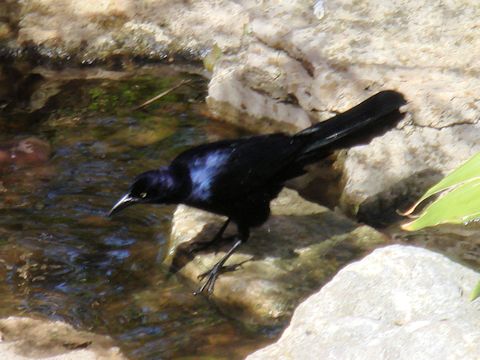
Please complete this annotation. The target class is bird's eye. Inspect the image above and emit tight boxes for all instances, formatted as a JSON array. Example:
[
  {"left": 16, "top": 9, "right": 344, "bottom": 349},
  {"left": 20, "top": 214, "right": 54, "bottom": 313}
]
[{"left": 140, "top": 192, "right": 147, "bottom": 198}]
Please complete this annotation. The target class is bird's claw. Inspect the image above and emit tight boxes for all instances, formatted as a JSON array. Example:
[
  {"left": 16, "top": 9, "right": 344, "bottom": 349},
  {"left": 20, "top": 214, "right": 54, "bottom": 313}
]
[
  {"left": 193, "top": 238, "right": 244, "bottom": 296},
  {"left": 194, "top": 265, "right": 221, "bottom": 295},
  {"left": 193, "top": 262, "right": 246, "bottom": 296}
]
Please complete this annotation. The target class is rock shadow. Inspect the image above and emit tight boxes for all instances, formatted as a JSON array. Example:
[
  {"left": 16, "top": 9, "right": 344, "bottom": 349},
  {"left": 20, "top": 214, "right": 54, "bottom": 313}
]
[
  {"left": 168, "top": 210, "right": 360, "bottom": 276},
  {"left": 357, "top": 168, "right": 444, "bottom": 228}
]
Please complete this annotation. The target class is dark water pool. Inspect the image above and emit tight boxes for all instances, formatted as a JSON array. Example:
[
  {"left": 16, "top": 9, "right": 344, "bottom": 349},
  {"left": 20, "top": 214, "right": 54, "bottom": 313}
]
[{"left": 0, "top": 64, "right": 277, "bottom": 359}]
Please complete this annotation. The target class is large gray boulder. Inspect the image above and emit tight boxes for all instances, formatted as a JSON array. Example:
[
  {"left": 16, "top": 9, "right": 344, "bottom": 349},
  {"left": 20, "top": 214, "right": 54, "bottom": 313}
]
[
  {"left": 247, "top": 245, "right": 480, "bottom": 360},
  {"left": 166, "top": 188, "right": 389, "bottom": 325}
]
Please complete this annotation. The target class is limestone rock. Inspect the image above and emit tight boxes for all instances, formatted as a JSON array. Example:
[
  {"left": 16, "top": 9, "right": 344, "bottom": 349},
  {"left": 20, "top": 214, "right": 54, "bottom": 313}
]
[
  {"left": 0, "top": 316, "right": 126, "bottom": 360},
  {"left": 206, "top": 42, "right": 313, "bottom": 133},
  {"left": 7, "top": 0, "right": 480, "bottom": 218},
  {"left": 247, "top": 245, "right": 480, "bottom": 360},
  {"left": 343, "top": 125, "right": 480, "bottom": 224},
  {"left": 12, "top": 0, "right": 248, "bottom": 60},
  {"left": 166, "top": 188, "right": 389, "bottom": 325},
  {"left": 205, "top": 0, "right": 480, "bottom": 220}
]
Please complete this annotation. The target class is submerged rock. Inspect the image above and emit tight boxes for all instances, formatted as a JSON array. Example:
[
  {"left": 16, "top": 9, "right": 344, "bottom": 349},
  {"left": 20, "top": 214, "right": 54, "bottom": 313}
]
[
  {"left": 247, "top": 245, "right": 480, "bottom": 360},
  {"left": 0, "top": 136, "right": 56, "bottom": 210},
  {"left": 0, "top": 137, "right": 51, "bottom": 169},
  {"left": 0, "top": 316, "right": 126, "bottom": 359},
  {"left": 166, "top": 188, "right": 389, "bottom": 325}
]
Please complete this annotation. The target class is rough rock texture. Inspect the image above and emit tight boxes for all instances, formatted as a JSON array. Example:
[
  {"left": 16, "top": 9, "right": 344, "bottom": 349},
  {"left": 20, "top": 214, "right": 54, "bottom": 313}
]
[
  {"left": 4, "top": 0, "right": 480, "bottom": 218},
  {"left": 2, "top": 0, "right": 249, "bottom": 61},
  {"left": 207, "top": 0, "right": 480, "bottom": 129},
  {"left": 166, "top": 188, "right": 389, "bottom": 325},
  {"left": 0, "top": 316, "right": 126, "bottom": 360},
  {"left": 205, "top": 0, "right": 480, "bottom": 221},
  {"left": 344, "top": 125, "right": 480, "bottom": 224},
  {"left": 247, "top": 245, "right": 480, "bottom": 360}
]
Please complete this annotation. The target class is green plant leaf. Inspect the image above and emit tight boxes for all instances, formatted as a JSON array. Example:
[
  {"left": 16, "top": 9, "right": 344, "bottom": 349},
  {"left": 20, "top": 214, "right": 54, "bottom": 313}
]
[
  {"left": 401, "top": 152, "right": 480, "bottom": 302},
  {"left": 470, "top": 280, "right": 480, "bottom": 301},
  {"left": 401, "top": 152, "right": 480, "bottom": 216},
  {"left": 401, "top": 177, "right": 480, "bottom": 231}
]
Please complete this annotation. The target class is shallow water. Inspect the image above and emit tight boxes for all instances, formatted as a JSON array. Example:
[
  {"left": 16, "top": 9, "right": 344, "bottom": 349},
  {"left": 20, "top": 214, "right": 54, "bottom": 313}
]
[
  {"left": 1, "top": 62, "right": 479, "bottom": 360},
  {"left": 0, "top": 64, "right": 276, "bottom": 359}
]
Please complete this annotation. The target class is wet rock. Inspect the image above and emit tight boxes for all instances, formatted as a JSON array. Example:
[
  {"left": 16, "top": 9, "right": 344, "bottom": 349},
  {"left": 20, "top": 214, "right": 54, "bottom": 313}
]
[
  {"left": 0, "top": 316, "right": 126, "bottom": 359},
  {"left": 166, "top": 188, "right": 389, "bottom": 325},
  {"left": 0, "top": 22, "right": 11, "bottom": 40},
  {"left": 107, "top": 116, "right": 178, "bottom": 147},
  {"left": 0, "top": 137, "right": 51, "bottom": 167},
  {"left": 28, "top": 80, "right": 63, "bottom": 112},
  {"left": 12, "top": 137, "right": 51, "bottom": 165},
  {"left": 247, "top": 245, "right": 480, "bottom": 360},
  {"left": 0, "top": 137, "right": 54, "bottom": 210},
  {"left": 0, "top": 137, "right": 51, "bottom": 166}
]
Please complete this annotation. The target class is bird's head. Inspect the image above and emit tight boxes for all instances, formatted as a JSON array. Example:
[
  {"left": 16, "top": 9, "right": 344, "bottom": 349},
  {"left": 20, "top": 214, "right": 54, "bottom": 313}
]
[{"left": 109, "top": 167, "right": 177, "bottom": 216}]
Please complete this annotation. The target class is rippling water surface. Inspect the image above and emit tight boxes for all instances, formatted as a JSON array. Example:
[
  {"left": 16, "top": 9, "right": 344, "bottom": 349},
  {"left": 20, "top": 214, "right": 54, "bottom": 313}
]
[
  {"left": 2, "top": 63, "right": 479, "bottom": 360},
  {"left": 0, "top": 65, "right": 277, "bottom": 359}
]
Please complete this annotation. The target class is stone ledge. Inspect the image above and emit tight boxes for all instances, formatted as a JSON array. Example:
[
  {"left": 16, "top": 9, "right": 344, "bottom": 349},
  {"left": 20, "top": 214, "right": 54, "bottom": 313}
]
[{"left": 166, "top": 188, "right": 389, "bottom": 325}]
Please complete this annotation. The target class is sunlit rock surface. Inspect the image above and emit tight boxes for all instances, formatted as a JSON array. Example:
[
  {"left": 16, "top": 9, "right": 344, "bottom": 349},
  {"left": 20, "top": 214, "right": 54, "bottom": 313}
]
[
  {"left": 205, "top": 0, "right": 480, "bottom": 221},
  {"left": 166, "top": 188, "right": 388, "bottom": 325},
  {"left": 0, "top": 316, "right": 126, "bottom": 360},
  {"left": 343, "top": 125, "right": 480, "bottom": 225},
  {"left": 247, "top": 245, "right": 480, "bottom": 360},
  {"left": 5, "top": 0, "right": 480, "bottom": 218},
  {"left": 6, "top": 0, "right": 248, "bottom": 60}
]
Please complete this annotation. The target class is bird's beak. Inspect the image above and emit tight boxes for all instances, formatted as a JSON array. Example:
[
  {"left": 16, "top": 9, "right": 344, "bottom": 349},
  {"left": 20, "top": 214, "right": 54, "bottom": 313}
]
[{"left": 109, "top": 193, "right": 137, "bottom": 217}]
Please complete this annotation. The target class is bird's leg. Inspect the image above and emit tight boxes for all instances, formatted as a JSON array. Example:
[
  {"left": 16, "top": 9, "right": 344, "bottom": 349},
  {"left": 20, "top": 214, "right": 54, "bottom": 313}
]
[
  {"left": 216, "top": 218, "right": 231, "bottom": 238},
  {"left": 189, "top": 218, "right": 231, "bottom": 253},
  {"left": 193, "top": 237, "right": 243, "bottom": 295}
]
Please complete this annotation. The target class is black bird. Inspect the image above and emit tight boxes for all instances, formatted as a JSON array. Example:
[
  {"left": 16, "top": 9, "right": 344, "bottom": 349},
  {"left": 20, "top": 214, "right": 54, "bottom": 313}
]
[{"left": 109, "top": 90, "right": 406, "bottom": 294}]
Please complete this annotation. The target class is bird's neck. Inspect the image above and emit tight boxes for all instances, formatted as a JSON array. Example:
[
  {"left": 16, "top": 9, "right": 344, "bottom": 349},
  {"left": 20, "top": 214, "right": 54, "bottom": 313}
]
[{"left": 159, "top": 165, "right": 190, "bottom": 204}]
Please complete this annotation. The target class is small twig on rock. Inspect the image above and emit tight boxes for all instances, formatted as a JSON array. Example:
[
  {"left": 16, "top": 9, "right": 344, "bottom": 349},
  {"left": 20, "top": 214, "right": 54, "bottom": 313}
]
[{"left": 134, "top": 79, "right": 191, "bottom": 110}]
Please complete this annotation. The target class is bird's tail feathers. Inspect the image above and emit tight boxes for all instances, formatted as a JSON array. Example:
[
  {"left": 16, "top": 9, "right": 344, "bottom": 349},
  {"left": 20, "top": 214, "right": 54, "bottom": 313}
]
[{"left": 295, "top": 90, "right": 406, "bottom": 163}]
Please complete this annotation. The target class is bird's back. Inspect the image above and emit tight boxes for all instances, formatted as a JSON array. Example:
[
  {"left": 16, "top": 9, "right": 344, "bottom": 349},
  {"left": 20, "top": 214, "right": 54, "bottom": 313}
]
[
  {"left": 170, "top": 90, "right": 405, "bottom": 226},
  {"left": 172, "top": 134, "right": 306, "bottom": 203}
]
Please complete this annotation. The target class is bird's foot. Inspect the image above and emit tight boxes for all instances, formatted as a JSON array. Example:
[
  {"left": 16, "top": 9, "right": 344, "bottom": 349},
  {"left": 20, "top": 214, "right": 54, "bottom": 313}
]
[
  {"left": 193, "top": 264, "right": 220, "bottom": 295},
  {"left": 193, "top": 262, "right": 243, "bottom": 296}
]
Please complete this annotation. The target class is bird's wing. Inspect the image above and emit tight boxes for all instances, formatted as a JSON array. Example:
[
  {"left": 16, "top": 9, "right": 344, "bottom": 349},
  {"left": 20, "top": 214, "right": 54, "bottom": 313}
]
[{"left": 172, "top": 134, "right": 304, "bottom": 201}]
